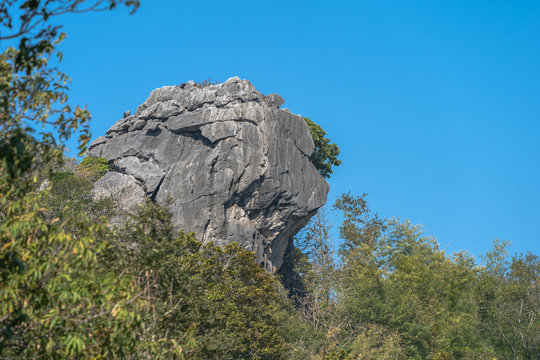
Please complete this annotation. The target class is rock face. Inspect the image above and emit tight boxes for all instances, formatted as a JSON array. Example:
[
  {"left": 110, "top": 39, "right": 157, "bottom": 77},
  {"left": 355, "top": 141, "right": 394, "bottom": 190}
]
[{"left": 88, "top": 77, "right": 328, "bottom": 271}]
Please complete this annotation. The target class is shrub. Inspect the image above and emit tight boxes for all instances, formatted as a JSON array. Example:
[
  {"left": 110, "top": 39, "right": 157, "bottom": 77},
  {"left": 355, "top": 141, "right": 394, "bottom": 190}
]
[
  {"left": 76, "top": 156, "right": 109, "bottom": 181},
  {"left": 304, "top": 117, "right": 341, "bottom": 178}
]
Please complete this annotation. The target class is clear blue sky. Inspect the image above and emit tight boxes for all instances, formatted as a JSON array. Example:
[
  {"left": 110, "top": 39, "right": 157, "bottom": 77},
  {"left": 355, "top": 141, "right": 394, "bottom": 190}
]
[{"left": 56, "top": 0, "right": 539, "bottom": 258}]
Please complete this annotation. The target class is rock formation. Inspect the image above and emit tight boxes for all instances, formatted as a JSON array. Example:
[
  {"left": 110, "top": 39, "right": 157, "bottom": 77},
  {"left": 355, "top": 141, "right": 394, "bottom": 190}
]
[{"left": 88, "top": 77, "right": 328, "bottom": 271}]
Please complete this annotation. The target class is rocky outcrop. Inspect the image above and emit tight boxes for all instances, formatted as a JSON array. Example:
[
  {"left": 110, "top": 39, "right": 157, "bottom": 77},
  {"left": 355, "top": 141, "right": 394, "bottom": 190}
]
[{"left": 88, "top": 77, "right": 328, "bottom": 271}]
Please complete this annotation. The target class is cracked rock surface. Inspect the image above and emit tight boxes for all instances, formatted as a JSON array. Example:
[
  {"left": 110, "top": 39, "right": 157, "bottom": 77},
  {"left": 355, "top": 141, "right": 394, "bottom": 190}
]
[{"left": 88, "top": 77, "right": 329, "bottom": 271}]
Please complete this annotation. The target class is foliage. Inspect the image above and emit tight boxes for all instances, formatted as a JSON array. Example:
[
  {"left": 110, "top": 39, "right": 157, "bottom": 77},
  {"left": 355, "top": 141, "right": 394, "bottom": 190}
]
[
  {"left": 76, "top": 156, "right": 109, "bottom": 181},
  {"left": 304, "top": 117, "right": 341, "bottom": 178},
  {"left": 478, "top": 241, "right": 540, "bottom": 359},
  {"left": 0, "top": 1, "right": 151, "bottom": 358},
  {"left": 45, "top": 171, "right": 93, "bottom": 213},
  {"left": 288, "top": 209, "right": 346, "bottom": 358},
  {"left": 0, "top": 1, "right": 139, "bottom": 163},
  {"left": 331, "top": 194, "right": 493, "bottom": 358},
  {"left": 283, "top": 193, "right": 539, "bottom": 360},
  {"left": 0, "top": 190, "right": 148, "bottom": 358},
  {"left": 319, "top": 193, "right": 538, "bottom": 359},
  {"left": 347, "top": 324, "right": 405, "bottom": 360},
  {"left": 113, "top": 201, "right": 294, "bottom": 359},
  {"left": 1, "top": 1, "right": 538, "bottom": 358},
  {"left": 40, "top": 159, "right": 113, "bottom": 222}
]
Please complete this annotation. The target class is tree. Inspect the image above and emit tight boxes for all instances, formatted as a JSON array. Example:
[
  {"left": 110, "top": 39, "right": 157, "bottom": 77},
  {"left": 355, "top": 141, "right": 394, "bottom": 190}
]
[
  {"left": 304, "top": 117, "right": 341, "bottom": 178},
  {"left": 1, "top": 1, "right": 139, "bottom": 163},
  {"left": 333, "top": 193, "right": 388, "bottom": 329},
  {"left": 380, "top": 220, "right": 488, "bottom": 359},
  {"left": 112, "top": 201, "right": 293, "bottom": 359},
  {"left": 479, "top": 241, "right": 540, "bottom": 359},
  {"left": 40, "top": 156, "right": 112, "bottom": 222},
  {"left": 294, "top": 209, "right": 338, "bottom": 329},
  {"left": 289, "top": 209, "right": 347, "bottom": 358},
  {"left": 0, "top": 2, "right": 161, "bottom": 358},
  {"left": 346, "top": 324, "right": 405, "bottom": 360},
  {"left": 0, "top": 2, "right": 139, "bottom": 42},
  {"left": 0, "top": 205, "right": 152, "bottom": 358},
  {"left": 332, "top": 193, "right": 495, "bottom": 359}
]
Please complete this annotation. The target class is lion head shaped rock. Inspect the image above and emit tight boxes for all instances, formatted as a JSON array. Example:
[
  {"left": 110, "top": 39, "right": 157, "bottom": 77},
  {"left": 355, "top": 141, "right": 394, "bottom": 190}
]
[{"left": 88, "top": 77, "right": 328, "bottom": 271}]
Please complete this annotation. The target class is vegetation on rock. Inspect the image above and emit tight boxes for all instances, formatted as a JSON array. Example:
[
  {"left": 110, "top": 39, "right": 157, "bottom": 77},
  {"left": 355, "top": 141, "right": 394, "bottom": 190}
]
[
  {"left": 304, "top": 117, "right": 341, "bottom": 178},
  {"left": 76, "top": 157, "right": 110, "bottom": 182}
]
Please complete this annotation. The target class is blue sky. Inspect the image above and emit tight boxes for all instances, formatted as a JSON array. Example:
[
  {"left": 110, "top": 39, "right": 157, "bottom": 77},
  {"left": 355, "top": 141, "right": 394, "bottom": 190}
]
[{"left": 54, "top": 0, "right": 539, "bottom": 258}]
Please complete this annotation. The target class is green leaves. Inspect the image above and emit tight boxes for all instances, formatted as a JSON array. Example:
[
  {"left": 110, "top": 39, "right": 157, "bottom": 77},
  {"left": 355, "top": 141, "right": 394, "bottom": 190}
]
[
  {"left": 293, "top": 193, "right": 537, "bottom": 359},
  {"left": 112, "top": 201, "right": 292, "bottom": 359},
  {"left": 0, "top": 189, "right": 147, "bottom": 358},
  {"left": 304, "top": 117, "right": 341, "bottom": 178},
  {"left": 0, "top": 2, "right": 147, "bottom": 358},
  {"left": 77, "top": 156, "right": 109, "bottom": 181},
  {"left": 478, "top": 242, "right": 540, "bottom": 359}
]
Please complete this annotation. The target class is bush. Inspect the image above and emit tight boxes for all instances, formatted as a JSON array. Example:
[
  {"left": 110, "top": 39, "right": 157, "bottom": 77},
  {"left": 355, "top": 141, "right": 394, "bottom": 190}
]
[
  {"left": 112, "top": 201, "right": 294, "bottom": 359},
  {"left": 304, "top": 118, "right": 341, "bottom": 178},
  {"left": 76, "top": 156, "right": 109, "bottom": 181}
]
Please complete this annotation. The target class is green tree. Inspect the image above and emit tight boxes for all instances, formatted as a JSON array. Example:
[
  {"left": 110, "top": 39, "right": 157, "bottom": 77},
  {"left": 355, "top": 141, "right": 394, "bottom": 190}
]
[
  {"left": 380, "top": 220, "right": 486, "bottom": 359},
  {"left": 40, "top": 158, "right": 113, "bottom": 222},
  {"left": 304, "top": 117, "right": 341, "bottom": 178},
  {"left": 332, "top": 193, "right": 494, "bottom": 360},
  {"left": 0, "top": 197, "right": 149, "bottom": 358},
  {"left": 112, "top": 201, "right": 293, "bottom": 359},
  {"left": 479, "top": 240, "right": 540, "bottom": 359},
  {"left": 334, "top": 193, "right": 388, "bottom": 329},
  {"left": 295, "top": 209, "right": 339, "bottom": 329},
  {"left": 290, "top": 209, "right": 345, "bottom": 359},
  {"left": 0, "top": 1, "right": 169, "bottom": 358},
  {"left": 347, "top": 324, "right": 405, "bottom": 360}
]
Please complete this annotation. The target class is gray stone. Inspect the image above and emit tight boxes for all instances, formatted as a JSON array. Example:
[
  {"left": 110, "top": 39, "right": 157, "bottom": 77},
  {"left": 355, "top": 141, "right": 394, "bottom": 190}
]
[
  {"left": 88, "top": 77, "right": 329, "bottom": 271},
  {"left": 115, "top": 156, "right": 165, "bottom": 195},
  {"left": 92, "top": 172, "right": 146, "bottom": 213},
  {"left": 265, "top": 93, "right": 285, "bottom": 108},
  {"left": 38, "top": 179, "right": 51, "bottom": 192}
]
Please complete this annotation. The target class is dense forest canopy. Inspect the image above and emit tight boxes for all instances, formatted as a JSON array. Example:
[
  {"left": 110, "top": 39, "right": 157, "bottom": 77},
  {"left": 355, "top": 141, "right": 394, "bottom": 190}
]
[{"left": 1, "top": 1, "right": 538, "bottom": 359}]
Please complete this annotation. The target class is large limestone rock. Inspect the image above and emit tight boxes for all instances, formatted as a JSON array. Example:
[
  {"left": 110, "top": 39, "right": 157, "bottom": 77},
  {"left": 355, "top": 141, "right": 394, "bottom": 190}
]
[{"left": 88, "top": 77, "right": 328, "bottom": 271}]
